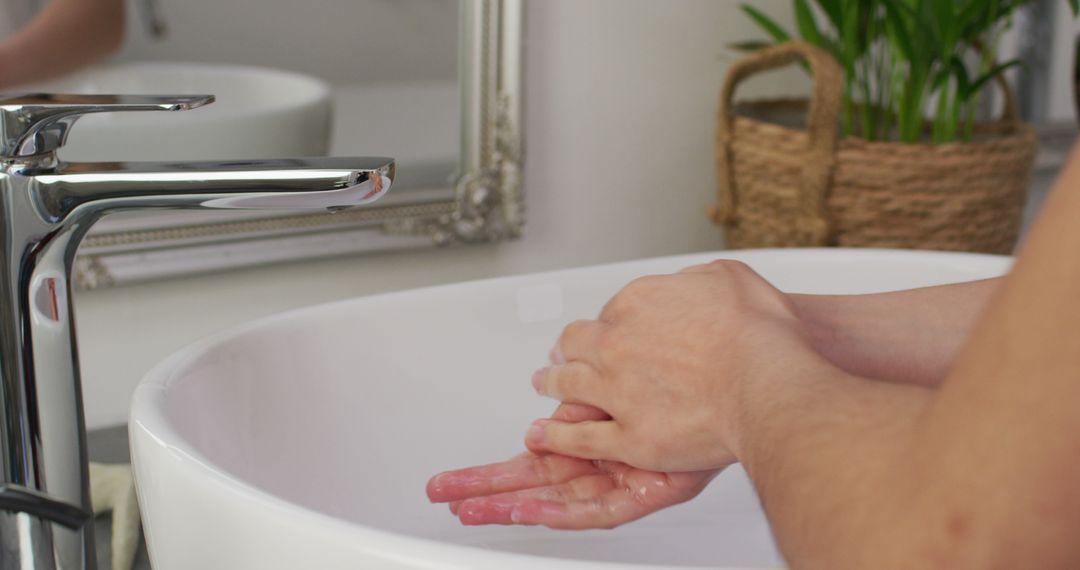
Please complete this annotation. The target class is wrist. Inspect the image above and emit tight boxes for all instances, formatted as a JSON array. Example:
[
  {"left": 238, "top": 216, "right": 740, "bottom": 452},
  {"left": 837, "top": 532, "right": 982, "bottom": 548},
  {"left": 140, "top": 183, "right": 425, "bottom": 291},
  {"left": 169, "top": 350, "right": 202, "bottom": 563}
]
[
  {"left": 724, "top": 322, "right": 851, "bottom": 465},
  {"left": 730, "top": 350, "right": 853, "bottom": 467}
]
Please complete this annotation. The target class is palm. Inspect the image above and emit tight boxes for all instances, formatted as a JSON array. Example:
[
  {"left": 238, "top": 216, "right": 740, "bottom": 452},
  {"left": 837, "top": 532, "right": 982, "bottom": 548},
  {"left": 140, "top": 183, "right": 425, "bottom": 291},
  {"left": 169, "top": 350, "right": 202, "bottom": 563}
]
[{"left": 427, "top": 404, "right": 720, "bottom": 529}]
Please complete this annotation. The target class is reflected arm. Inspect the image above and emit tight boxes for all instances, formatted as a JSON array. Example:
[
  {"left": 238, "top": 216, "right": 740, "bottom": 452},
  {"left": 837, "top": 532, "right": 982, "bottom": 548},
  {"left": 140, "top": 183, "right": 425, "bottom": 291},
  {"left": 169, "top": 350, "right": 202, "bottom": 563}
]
[{"left": 0, "top": 0, "right": 125, "bottom": 89}]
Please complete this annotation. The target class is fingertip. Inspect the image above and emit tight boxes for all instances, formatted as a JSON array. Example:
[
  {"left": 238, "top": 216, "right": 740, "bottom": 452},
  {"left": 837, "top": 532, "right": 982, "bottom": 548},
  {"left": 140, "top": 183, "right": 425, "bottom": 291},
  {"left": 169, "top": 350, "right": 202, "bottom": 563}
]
[
  {"left": 456, "top": 499, "right": 483, "bottom": 525},
  {"left": 531, "top": 367, "right": 548, "bottom": 394},
  {"left": 426, "top": 470, "right": 479, "bottom": 503},
  {"left": 449, "top": 500, "right": 462, "bottom": 515},
  {"left": 525, "top": 419, "right": 551, "bottom": 448},
  {"left": 549, "top": 345, "right": 565, "bottom": 365},
  {"left": 524, "top": 438, "right": 545, "bottom": 455},
  {"left": 426, "top": 474, "right": 448, "bottom": 502}
]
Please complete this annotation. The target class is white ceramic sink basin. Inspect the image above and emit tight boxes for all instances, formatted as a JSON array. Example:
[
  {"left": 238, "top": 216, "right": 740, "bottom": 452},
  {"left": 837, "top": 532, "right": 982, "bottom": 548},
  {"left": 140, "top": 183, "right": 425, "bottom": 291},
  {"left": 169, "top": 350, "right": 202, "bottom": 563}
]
[
  {"left": 26, "top": 62, "right": 331, "bottom": 161},
  {"left": 130, "top": 249, "right": 1011, "bottom": 570}
]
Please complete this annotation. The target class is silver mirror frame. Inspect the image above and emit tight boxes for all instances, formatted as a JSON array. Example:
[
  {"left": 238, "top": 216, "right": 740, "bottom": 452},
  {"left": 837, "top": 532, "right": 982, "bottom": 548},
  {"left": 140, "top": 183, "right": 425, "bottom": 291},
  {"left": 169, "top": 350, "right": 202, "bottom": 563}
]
[{"left": 73, "top": 0, "right": 525, "bottom": 289}]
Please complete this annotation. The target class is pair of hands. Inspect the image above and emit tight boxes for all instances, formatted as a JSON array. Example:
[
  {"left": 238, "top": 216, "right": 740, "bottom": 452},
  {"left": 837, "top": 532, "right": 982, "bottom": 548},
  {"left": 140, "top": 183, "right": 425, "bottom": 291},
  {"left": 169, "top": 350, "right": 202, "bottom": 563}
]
[{"left": 426, "top": 260, "right": 838, "bottom": 529}]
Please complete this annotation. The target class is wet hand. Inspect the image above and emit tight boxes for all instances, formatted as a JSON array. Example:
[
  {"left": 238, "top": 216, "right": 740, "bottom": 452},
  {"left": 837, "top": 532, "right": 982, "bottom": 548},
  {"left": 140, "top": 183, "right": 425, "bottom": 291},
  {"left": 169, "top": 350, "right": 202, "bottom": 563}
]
[{"left": 427, "top": 403, "right": 719, "bottom": 529}]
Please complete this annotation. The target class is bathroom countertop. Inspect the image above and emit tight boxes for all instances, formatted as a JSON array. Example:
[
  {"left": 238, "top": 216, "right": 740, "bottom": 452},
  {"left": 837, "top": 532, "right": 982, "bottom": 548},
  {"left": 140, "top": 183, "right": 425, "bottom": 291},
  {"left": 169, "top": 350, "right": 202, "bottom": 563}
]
[{"left": 94, "top": 516, "right": 152, "bottom": 570}]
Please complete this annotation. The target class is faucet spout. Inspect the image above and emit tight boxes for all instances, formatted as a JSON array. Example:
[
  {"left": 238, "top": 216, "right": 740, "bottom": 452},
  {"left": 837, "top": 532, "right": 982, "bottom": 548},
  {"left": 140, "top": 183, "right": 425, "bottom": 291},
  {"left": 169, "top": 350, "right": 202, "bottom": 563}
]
[
  {"left": 29, "top": 157, "right": 394, "bottom": 223},
  {"left": 0, "top": 154, "right": 395, "bottom": 570},
  {"left": 0, "top": 92, "right": 397, "bottom": 569}
]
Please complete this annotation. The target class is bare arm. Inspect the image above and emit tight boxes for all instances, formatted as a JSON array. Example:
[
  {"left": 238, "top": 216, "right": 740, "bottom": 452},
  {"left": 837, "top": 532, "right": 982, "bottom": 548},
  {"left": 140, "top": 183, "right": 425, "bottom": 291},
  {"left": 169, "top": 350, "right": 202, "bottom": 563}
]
[
  {"left": 738, "top": 146, "right": 1080, "bottom": 568},
  {"left": 0, "top": 0, "right": 125, "bottom": 89},
  {"left": 790, "top": 278, "right": 999, "bottom": 387}
]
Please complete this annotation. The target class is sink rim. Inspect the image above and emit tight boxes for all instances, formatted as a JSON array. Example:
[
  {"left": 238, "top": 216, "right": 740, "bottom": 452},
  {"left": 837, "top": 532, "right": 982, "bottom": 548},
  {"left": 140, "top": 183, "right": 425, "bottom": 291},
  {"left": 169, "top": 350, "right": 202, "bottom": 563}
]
[
  {"left": 130, "top": 247, "right": 1013, "bottom": 570},
  {"left": 27, "top": 60, "right": 331, "bottom": 121}
]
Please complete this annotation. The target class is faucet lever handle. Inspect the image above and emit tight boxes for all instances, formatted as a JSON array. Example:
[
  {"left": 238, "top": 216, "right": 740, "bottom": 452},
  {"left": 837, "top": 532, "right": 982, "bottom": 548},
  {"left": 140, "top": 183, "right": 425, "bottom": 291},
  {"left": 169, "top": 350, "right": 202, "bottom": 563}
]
[{"left": 0, "top": 93, "right": 215, "bottom": 159}]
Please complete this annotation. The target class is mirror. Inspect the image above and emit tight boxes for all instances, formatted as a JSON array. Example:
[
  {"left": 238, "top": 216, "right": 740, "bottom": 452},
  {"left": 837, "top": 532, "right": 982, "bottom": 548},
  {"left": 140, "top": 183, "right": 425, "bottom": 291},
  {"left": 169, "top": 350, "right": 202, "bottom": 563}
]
[{"left": 33, "top": 0, "right": 524, "bottom": 288}]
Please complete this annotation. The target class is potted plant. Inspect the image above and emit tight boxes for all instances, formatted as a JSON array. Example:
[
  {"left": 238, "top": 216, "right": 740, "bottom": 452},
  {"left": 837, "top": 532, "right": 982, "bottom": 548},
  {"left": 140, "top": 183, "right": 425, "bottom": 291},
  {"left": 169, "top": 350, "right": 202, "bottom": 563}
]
[{"left": 712, "top": 0, "right": 1077, "bottom": 253}]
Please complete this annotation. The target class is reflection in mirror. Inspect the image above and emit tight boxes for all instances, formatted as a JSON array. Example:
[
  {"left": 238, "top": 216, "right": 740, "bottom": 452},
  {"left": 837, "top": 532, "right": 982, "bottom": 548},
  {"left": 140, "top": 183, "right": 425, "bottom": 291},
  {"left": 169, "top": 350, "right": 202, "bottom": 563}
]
[
  {"left": 114, "top": 0, "right": 460, "bottom": 167},
  {"left": 9, "top": 0, "right": 522, "bottom": 288}
]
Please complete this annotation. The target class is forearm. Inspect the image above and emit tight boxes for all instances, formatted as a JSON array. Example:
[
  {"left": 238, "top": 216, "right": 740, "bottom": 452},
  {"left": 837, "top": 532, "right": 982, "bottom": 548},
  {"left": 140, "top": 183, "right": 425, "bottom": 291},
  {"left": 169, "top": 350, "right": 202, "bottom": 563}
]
[
  {"left": 790, "top": 278, "right": 999, "bottom": 387},
  {"left": 0, "top": 0, "right": 125, "bottom": 89},
  {"left": 734, "top": 343, "right": 1069, "bottom": 569},
  {"left": 734, "top": 360, "right": 932, "bottom": 568},
  {"left": 904, "top": 146, "right": 1080, "bottom": 568},
  {"left": 738, "top": 145, "right": 1080, "bottom": 569}
]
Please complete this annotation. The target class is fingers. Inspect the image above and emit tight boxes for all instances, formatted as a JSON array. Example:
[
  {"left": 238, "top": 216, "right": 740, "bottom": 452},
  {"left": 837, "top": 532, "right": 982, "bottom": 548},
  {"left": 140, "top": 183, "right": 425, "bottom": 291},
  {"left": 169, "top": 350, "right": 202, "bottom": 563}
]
[
  {"left": 548, "top": 344, "right": 565, "bottom": 365},
  {"left": 526, "top": 419, "right": 624, "bottom": 462},
  {"left": 450, "top": 467, "right": 723, "bottom": 529},
  {"left": 553, "top": 319, "right": 606, "bottom": 365},
  {"left": 462, "top": 485, "right": 658, "bottom": 529},
  {"left": 426, "top": 452, "right": 598, "bottom": 503},
  {"left": 528, "top": 403, "right": 610, "bottom": 454},
  {"left": 454, "top": 473, "right": 617, "bottom": 525},
  {"left": 532, "top": 362, "right": 607, "bottom": 406},
  {"left": 550, "top": 402, "right": 610, "bottom": 422},
  {"left": 429, "top": 405, "right": 615, "bottom": 503},
  {"left": 513, "top": 491, "right": 652, "bottom": 529}
]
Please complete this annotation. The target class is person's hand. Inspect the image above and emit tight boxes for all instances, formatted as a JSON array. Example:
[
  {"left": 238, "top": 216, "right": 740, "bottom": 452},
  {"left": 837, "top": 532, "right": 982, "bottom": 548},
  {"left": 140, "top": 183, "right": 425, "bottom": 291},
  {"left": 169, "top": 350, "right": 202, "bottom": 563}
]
[
  {"left": 528, "top": 260, "right": 835, "bottom": 473},
  {"left": 427, "top": 403, "right": 719, "bottom": 529}
]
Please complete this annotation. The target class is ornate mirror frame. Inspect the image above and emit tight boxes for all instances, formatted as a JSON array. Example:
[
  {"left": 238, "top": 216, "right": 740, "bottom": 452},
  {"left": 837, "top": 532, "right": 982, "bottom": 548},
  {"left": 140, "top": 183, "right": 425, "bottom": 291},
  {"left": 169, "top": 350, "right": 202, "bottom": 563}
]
[{"left": 73, "top": 0, "right": 525, "bottom": 289}]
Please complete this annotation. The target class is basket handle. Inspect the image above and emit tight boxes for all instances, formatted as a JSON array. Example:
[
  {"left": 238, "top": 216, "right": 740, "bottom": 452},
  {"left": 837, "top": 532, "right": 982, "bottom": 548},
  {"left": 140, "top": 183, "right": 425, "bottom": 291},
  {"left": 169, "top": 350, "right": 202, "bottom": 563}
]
[
  {"left": 994, "top": 73, "right": 1022, "bottom": 129},
  {"left": 973, "top": 36, "right": 1023, "bottom": 129},
  {"left": 711, "top": 41, "right": 843, "bottom": 246}
]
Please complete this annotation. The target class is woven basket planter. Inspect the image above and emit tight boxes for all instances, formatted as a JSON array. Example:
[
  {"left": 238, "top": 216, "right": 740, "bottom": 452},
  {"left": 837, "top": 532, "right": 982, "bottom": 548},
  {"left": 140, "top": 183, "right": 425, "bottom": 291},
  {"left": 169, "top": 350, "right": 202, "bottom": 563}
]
[{"left": 710, "top": 41, "right": 1038, "bottom": 254}]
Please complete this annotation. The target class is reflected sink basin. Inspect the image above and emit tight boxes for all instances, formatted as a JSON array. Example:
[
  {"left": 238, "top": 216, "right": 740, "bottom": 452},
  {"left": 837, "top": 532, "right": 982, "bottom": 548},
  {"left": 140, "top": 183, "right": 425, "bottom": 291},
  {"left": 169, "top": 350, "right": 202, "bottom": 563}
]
[
  {"left": 26, "top": 61, "right": 331, "bottom": 161},
  {"left": 130, "top": 249, "right": 1011, "bottom": 570}
]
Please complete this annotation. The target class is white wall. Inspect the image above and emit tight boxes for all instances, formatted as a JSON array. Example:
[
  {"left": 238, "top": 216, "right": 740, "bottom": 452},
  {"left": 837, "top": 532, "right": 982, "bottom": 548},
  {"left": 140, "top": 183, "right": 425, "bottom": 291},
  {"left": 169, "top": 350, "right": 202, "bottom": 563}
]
[
  {"left": 1048, "top": 0, "right": 1080, "bottom": 122},
  {"left": 77, "top": 0, "right": 803, "bottom": 428},
  {"left": 116, "top": 0, "right": 458, "bottom": 84},
  {"left": 999, "top": 0, "right": 1080, "bottom": 123}
]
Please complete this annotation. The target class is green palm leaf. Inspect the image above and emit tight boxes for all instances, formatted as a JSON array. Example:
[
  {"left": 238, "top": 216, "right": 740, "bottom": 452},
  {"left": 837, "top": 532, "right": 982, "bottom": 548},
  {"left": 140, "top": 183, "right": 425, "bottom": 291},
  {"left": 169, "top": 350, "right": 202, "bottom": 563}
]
[
  {"left": 815, "top": 0, "right": 843, "bottom": 29},
  {"left": 733, "top": 0, "right": 1074, "bottom": 143},
  {"left": 967, "top": 60, "right": 1022, "bottom": 100},
  {"left": 794, "top": 0, "right": 824, "bottom": 47},
  {"left": 740, "top": 5, "right": 792, "bottom": 44}
]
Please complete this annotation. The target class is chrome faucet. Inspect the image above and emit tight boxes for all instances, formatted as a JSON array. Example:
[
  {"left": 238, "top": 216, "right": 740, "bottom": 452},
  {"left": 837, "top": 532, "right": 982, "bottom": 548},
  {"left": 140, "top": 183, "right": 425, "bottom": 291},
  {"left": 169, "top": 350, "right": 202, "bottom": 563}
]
[{"left": 0, "top": 94, "right": 394, "bottom": 569}]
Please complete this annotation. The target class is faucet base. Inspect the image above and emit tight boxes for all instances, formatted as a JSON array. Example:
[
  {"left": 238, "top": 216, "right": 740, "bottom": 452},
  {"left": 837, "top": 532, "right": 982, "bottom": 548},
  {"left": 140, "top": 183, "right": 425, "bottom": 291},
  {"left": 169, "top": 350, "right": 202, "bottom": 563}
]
[{"left": 0, "top": 510, "right": 96, "bottom": 569}]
